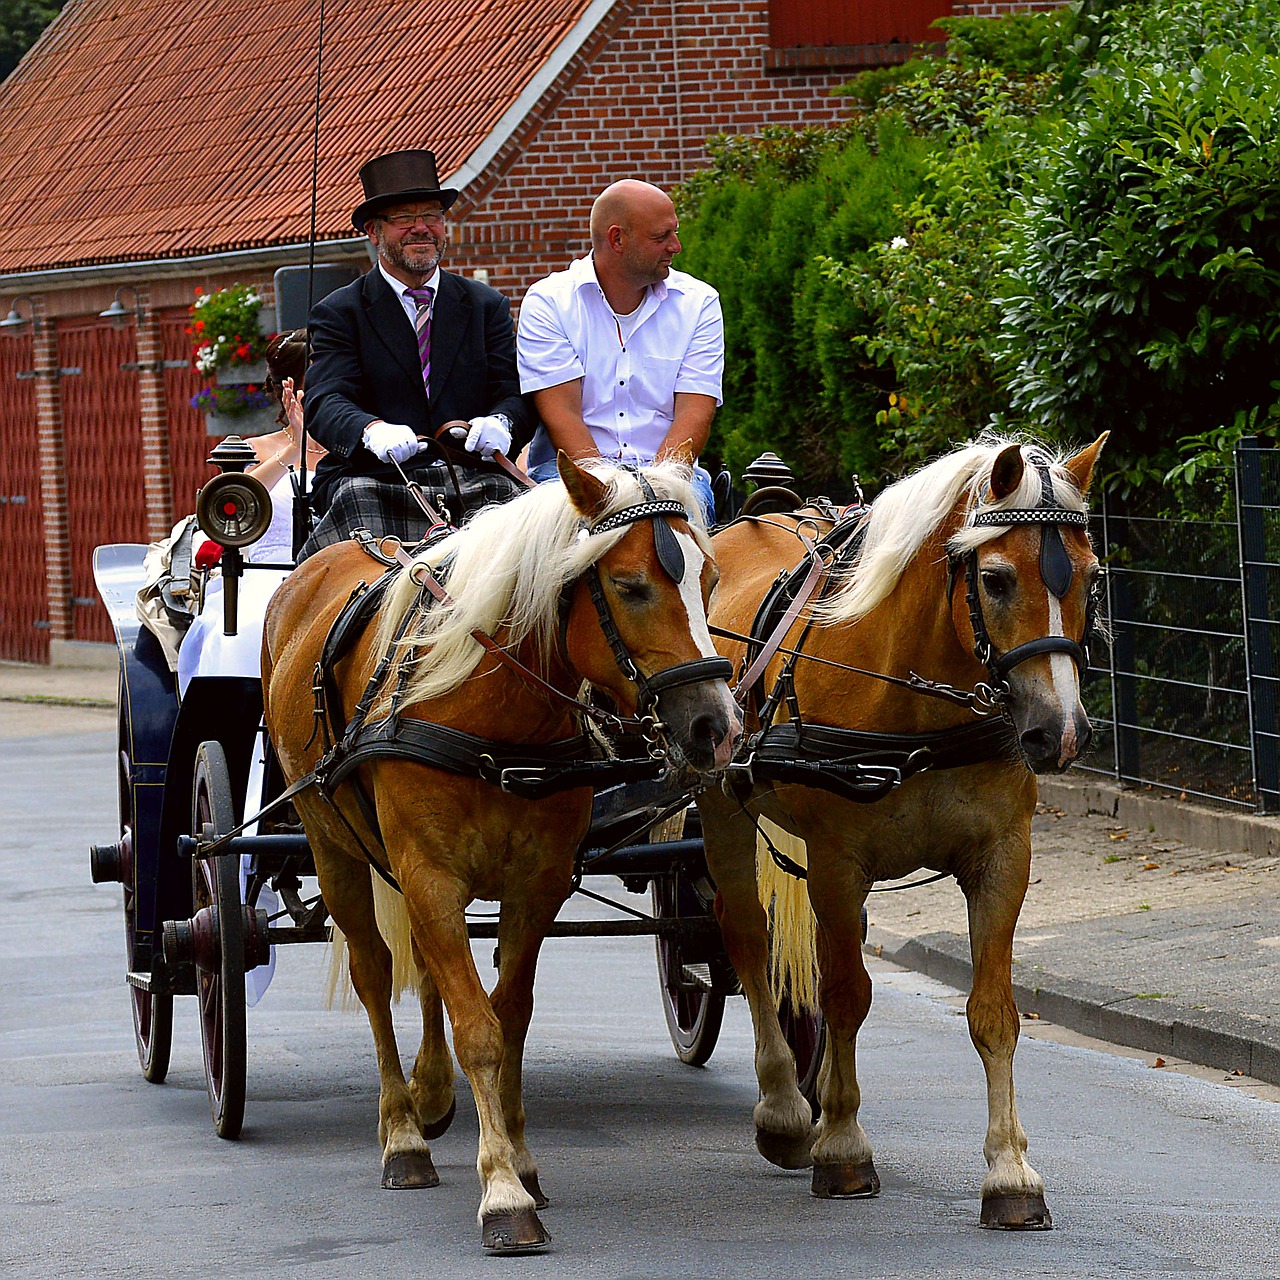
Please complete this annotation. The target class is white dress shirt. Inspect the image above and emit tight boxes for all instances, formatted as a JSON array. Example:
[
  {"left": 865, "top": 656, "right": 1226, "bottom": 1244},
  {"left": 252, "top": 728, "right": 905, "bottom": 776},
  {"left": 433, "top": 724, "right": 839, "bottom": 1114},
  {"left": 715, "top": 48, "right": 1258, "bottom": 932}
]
[
  {"left": 378, "top": 262, "right": 441, "bottom": 324},
  {"left": 517, "top": 254, "right": 724, "bottom": 469}
]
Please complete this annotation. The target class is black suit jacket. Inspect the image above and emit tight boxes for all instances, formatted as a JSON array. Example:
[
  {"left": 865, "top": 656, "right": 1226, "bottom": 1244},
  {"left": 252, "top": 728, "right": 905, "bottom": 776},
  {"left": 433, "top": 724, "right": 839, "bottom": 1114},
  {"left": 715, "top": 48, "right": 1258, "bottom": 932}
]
[{"left": 305, "top": 266, "right": 532, "bottom": 511}]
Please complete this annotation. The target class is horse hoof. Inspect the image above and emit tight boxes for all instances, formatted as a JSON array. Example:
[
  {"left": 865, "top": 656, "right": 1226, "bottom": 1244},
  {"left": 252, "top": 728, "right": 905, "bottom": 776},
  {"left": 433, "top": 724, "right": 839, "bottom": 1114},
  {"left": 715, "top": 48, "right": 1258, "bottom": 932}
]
[
  {"left": 981, "top": 1192, "right": 1053, "bottom": 1230},
  {"left": 381, "top": 1150, "right": 439, "bottom": 1189},
  {"left": 520, "top": 1171, "right": 550, "bottom": 1209},
  {"left": 422, "top": 1097, "right": 456, "bottom": 1140},
  {"left": 755, "top": 1127, "right": 814, "bottom": 1169},
  {"left": 481, "top": 1208, "right": 551, "bottom": 1253},
  {"left": 811, "top": 1160, "right": 880, "bottom": 1199}
]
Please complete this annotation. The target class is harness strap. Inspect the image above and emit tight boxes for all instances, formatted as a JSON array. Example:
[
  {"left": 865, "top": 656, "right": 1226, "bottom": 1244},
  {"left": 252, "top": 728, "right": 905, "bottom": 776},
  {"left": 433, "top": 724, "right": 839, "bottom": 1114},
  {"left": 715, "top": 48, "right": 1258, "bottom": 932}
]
[
  {"left": 734, "top": 547, "right": 829, "bottom": 707},
  {"left": 323, "top": 717, "right": 668, "bottom": 800}
]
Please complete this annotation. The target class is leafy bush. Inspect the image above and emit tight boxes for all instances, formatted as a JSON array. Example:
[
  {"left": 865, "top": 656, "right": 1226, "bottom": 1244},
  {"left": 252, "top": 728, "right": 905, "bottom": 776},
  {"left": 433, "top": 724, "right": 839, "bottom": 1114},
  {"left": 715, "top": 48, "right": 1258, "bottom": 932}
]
[
  {"left": 996, "top": 47, "right": 1280, "bottom": 478},
  {"left": 676, "top": 117, "right": 936, "bottom": 491},
  {"left": 933, "top": 9, "right": 1076, "bottom": 76}
]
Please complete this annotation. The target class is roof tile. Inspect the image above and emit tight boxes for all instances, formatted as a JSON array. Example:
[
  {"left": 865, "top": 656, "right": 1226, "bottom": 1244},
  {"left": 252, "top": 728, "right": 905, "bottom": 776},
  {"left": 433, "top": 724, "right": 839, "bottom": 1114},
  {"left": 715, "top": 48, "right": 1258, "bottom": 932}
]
[{"left": 0, "top": 0, "right": 596, "bottom": 273}]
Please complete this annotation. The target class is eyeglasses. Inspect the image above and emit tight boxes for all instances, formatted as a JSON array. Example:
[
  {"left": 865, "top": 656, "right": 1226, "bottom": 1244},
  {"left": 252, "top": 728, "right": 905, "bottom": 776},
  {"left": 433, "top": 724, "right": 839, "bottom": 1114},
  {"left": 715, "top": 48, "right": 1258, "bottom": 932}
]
[{"left": 380, "top": 210, "right": 446, "bottom": 229}]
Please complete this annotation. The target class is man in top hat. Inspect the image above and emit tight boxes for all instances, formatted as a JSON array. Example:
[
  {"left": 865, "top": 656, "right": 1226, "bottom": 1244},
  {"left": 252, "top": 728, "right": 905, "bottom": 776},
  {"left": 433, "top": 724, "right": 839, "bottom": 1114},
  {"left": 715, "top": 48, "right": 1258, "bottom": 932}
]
[{"left": 300, "top": 148, "right": 532, "bottom": 556}]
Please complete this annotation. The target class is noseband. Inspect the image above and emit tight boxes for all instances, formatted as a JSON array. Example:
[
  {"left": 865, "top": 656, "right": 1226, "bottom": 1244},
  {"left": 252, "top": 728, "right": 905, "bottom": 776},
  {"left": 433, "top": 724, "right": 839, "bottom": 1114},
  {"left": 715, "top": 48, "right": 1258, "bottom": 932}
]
[
  {"left": 584, "top": 481, "right": 732, "bottom": 715},
  {"left": 952, "top": 454, "right": 1097, "bottom": 686}
]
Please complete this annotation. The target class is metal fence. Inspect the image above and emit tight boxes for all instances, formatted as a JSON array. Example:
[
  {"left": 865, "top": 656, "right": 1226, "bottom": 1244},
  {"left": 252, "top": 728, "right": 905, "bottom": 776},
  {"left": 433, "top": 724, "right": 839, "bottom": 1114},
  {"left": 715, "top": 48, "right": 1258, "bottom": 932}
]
[{"left": 1080, "top": 437, "right": 1280, "bottom": 812}]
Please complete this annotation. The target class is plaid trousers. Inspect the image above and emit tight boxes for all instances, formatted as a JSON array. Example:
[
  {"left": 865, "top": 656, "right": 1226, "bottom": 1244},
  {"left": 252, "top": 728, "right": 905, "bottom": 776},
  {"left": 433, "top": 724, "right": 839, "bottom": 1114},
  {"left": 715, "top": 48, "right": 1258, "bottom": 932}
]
[{"left": 297, "top": 463, "right": 523, "bottom": 561}]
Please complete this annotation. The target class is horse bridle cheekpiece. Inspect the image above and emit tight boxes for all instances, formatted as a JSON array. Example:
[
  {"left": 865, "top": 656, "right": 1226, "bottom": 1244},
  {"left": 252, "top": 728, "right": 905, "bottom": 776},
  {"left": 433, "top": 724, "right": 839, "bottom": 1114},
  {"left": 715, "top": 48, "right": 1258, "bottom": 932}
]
[
  {"left": 585, "top": 475, "right": 732, "bottom": 719},
  {"left": 957, "top": 452, "right": 1097, "bottom": 686}
]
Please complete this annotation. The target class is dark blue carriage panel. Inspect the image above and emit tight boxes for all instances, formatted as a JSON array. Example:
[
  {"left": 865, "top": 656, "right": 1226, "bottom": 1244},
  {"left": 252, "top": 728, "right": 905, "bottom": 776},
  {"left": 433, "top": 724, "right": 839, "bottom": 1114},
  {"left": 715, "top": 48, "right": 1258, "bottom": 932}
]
[
  {"left": 94, "top": 545, "right": 184, "bottom": 971},
  {"left": 157, "top": 676, "right": 264, "bottom": 876}
]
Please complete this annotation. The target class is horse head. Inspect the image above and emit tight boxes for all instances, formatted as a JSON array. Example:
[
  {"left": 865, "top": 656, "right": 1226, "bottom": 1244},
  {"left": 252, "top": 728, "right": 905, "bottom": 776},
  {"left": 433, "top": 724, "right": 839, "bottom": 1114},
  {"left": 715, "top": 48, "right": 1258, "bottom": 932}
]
[
  {"left": 950, "top": 434, "right": 1108, "bottom": 773},
  {"left": 558, "top": 451, "right": 742, "bottom": 774}
]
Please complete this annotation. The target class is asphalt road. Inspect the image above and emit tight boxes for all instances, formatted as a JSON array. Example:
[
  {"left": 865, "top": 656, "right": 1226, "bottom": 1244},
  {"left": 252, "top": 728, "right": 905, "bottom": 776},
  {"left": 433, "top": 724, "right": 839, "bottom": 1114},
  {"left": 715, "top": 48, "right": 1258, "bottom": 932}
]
[{"left": 3, "top": 726, "right": 1280, "bottom": 1280}]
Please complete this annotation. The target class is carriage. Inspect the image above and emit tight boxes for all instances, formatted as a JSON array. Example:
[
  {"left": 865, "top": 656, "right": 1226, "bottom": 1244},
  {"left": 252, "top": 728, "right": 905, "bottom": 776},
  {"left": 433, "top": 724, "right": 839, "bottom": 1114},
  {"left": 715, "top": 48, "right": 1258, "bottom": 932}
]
[
  {"left": 88, "top": 442, "right": 823, "bottom": 1140},
  {"left": 89, "top": 430, "right": 1107, "bottom": 1251}
]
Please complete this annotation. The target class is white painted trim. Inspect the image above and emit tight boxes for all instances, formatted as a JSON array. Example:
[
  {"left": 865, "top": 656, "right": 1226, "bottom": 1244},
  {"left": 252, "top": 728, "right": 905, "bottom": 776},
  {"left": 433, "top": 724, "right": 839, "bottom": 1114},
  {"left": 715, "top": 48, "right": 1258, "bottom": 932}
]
[
  {"left": 0, "top": 237, "right": 371, "bottom": 292},
  {"left": 448, "top": 0, "right": 620, "bottom": 191}
]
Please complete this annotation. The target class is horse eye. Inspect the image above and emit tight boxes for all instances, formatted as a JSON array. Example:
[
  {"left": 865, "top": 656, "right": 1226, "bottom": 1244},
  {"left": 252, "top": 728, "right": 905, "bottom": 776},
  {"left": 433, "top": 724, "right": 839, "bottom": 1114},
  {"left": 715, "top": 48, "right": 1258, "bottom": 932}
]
[
  {"left": 980, "top": 568, "right": 1015, "bottom": 601},
  {"left": 611, "top": 577, "right": 652, "bottom": 604}
]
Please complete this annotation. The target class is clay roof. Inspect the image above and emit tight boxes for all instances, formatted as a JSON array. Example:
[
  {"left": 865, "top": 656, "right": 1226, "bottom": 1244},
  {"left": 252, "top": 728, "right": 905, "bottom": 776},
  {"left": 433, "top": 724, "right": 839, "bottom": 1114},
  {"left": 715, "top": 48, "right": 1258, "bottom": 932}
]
[{"left": 0, "top": 0, "right": 603, "bottom": 275}]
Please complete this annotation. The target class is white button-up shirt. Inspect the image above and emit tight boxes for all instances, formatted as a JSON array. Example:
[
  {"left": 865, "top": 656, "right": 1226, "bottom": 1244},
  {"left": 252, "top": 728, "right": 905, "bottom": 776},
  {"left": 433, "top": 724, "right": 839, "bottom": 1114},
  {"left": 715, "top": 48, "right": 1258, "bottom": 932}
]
[{"left": 517, "top": 254, "right": 724, "bottom": 469}]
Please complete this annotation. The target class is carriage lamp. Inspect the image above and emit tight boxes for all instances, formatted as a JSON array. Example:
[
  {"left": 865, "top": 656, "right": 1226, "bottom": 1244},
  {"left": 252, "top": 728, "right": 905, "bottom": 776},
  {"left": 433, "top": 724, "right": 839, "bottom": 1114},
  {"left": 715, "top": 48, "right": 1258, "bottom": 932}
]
[
  {"left": 740, "top": 451, "right": 801, "bottom": 518},
  {"left": 0, "top": 294, "right": 39, "bottom": 333},
  {"left": 195, "top": 438, "right": 274, "bottom": 637},
  {"left": 99, "top": 285, "right": 145, "bottom": 328}
]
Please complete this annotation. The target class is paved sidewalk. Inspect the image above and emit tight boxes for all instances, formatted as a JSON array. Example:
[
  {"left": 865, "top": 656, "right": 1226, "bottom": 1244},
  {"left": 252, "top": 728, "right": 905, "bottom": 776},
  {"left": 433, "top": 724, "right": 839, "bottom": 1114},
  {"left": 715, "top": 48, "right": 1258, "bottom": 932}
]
[
  {"left": 4, "top": 656, "right": 1279, "bottom": 1085},
  {"left": 867, "top": 773, "right": 1280, "bottom": 1087}
]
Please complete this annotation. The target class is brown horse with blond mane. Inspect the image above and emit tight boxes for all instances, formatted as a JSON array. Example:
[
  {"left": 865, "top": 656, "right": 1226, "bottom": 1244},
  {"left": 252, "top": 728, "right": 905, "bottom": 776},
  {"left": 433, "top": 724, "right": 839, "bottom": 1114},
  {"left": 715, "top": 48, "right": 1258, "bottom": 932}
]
[
  {"left": 263, "top": 453, "right": 739, "bottom": 1253},
  {"left": 698, "top": 433, "right": 1106, "bottom": 1230}
]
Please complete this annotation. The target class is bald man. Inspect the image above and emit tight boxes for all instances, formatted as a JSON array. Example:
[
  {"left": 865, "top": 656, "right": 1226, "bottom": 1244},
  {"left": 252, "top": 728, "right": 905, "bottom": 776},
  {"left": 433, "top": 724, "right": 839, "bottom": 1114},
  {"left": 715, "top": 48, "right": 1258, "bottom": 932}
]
[{"left": 516, "top": 179, "right": 724, "bottom": 521}]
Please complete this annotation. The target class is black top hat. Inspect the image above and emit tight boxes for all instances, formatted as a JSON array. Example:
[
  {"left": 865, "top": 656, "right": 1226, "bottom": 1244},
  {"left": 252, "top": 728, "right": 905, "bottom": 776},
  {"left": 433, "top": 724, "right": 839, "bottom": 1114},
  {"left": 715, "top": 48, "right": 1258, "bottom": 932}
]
[{"left": 351, "top": 149, "right": 459, "bottom": 230}]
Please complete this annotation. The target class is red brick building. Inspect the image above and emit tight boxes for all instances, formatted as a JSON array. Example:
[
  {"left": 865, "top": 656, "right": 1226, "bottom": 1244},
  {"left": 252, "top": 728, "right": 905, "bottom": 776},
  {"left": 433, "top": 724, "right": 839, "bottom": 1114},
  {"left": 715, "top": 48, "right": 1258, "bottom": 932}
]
[{"left": 0, "top": 0, "right": 1060, "bottom": 662}]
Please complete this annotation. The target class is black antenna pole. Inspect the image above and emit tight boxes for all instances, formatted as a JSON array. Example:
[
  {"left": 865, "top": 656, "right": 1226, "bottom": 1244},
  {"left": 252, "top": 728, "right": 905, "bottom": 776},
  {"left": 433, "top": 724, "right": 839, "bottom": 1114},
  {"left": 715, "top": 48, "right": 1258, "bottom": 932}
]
[{"left": 294, "top": 0, "right": 328, "bottom": 558}]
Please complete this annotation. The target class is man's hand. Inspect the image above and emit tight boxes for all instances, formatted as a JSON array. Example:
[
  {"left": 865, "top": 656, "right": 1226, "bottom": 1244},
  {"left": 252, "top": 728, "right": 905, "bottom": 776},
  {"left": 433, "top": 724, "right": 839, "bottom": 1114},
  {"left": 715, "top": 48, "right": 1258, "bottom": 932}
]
[
  {"left": 462, "top": 414, "right": 513, "bottom": 460},
  {"left": 362, "top": 421, "right": 420, "bottom": 463}
]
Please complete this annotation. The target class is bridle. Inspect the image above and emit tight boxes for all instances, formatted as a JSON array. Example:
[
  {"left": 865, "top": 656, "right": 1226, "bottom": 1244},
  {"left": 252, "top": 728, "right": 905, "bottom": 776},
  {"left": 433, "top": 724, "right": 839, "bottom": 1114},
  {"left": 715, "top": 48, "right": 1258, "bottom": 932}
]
[
  {"left": 581, "top": 478, "right": 732, "bottom": 722},
  {"left": 950, "top": 453, "right": 1099, "bottom": 690}
]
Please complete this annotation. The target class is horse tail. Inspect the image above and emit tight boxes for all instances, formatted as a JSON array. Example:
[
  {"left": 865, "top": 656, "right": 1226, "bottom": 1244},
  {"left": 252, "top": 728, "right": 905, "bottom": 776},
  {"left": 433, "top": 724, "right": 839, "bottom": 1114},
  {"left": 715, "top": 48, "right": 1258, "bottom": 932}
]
[
  {"left": 755, "top": 819, "right": 819, "bottom": 1014},
  {"left": 324, "top": 872, "right": 422, "bottom": 1009}
]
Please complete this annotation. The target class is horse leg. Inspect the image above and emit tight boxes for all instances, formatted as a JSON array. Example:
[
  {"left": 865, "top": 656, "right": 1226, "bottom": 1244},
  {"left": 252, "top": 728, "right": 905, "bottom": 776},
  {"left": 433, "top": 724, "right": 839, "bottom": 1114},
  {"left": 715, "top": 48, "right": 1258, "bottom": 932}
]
[
  {"left": 408, "top": 937, "right": 457, "bottom": 1140},
  {"left": 963, "top": 837, "right": 1051, "bottom": 1230},
  {"left": 404, "top": 875, "right": 550, "bottom": 1253},
  {"left": 808, "top": 879, "right": 879, "bottom": 1198},
  {"left": 316, "top": 848, "right": 438, "bottom": 1189},
  {"left": 488, "top": 872, "right": 571, "bottom": 1212},
  {"left": 699, "top": 789, "right": 814, "bottom": 1169}
]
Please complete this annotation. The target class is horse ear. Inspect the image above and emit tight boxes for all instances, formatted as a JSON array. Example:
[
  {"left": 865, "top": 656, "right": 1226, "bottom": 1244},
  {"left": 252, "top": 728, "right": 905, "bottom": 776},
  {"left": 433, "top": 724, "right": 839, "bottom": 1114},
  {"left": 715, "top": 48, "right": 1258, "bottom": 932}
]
[
  {"left": 557, "top": 451, "right": 611, "bottom": 521},
  {"left": 989, "top": 444, "right": 1025, "bottom": 500},
  {"left": 1062, "top": 432, "right": 1109, "bottom": 497},
  {"left": 665, "top": 439, "right": 696, "bottom": 470}
]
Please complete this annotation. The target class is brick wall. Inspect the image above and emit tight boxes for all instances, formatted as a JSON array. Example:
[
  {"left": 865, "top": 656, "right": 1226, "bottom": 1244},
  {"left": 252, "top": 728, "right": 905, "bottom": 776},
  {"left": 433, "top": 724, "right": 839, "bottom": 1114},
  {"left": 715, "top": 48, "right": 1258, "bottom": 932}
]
[{"left": 448, "top": 0, "right": 858, "bottom": 301}]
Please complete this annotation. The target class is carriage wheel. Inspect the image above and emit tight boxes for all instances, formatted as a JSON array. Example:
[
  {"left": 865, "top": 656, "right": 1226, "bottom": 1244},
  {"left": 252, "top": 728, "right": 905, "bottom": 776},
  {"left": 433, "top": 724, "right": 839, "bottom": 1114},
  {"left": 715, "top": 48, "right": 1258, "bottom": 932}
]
[
  {"left": 191, "top": 741, "right": 248, "bottom": 1140},
  {"left": 777, "top": 993, "right": 825, "bottom": 1117},
  {"left": 114, "top": 682, "right": 173, "bottom": 1083},
  {"left": 652, "top": 873, "right": 725, "bottom": 1067}
]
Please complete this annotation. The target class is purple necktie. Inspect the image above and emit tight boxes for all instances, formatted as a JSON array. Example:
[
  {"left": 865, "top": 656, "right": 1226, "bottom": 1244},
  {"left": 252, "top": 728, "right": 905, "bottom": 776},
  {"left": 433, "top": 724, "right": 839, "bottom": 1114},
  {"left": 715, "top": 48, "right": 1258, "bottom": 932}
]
[{"left": 405, "top": 286, "right": 434, "bottom": 394}]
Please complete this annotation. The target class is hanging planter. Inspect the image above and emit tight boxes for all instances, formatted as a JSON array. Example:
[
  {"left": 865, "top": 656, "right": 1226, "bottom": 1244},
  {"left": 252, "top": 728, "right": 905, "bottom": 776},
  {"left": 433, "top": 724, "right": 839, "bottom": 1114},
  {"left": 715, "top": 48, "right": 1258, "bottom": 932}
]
[{"left": 187, "top": 285, "right": 278, "bottom": 435}]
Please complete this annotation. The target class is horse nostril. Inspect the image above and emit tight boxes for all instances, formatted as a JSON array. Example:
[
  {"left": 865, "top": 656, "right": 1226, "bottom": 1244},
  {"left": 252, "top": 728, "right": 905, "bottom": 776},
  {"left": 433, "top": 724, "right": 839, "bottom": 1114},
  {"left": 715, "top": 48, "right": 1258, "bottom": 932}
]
[
  {"left": 1019, "top": 726, "right": 1056, "bottom": 766},
  {"left": 691, "top": 710, "right": 727, "bottom": 751}
]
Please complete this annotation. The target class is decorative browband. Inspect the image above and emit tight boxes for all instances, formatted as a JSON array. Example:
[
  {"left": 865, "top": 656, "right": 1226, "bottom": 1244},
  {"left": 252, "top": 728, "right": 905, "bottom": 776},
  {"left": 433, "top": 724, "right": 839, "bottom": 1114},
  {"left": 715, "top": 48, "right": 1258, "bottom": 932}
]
[
  {"left": 971, "top": 507, "right": 1091, "bottom": 528},
  {"left": 588, "top": 500, "right": 688, "bottom": 535}
]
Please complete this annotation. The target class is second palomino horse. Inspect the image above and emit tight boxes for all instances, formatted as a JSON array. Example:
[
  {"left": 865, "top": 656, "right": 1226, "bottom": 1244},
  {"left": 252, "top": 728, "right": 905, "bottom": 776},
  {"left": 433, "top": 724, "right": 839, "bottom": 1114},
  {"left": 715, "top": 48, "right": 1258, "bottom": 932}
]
[{"left": 698, "top": 434, "right": 1106, "bottom": 1229}]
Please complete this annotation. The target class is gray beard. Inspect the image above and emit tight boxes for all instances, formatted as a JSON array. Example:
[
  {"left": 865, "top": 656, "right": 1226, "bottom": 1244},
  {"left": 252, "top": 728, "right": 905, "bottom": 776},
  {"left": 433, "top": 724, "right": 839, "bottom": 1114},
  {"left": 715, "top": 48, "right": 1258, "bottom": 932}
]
[{"left": 380, "top": 237, "right": 444, "bottom": 278}]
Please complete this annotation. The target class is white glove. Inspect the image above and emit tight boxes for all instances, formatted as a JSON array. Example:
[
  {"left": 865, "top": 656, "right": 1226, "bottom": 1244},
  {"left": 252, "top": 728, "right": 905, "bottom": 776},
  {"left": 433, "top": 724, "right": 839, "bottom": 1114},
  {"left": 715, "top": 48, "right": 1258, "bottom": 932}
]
[
  {"left": 362, "top": 421, "right": 420, "bottom": 464},
  {"left": 462, "top": 414, "right": 513, "bottom": 460}
]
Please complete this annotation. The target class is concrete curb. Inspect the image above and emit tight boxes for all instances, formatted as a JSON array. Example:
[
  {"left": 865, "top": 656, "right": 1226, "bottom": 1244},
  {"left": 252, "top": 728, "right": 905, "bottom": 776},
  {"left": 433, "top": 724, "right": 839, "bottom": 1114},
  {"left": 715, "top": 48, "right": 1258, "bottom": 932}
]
[
  {"left": 1038, "top": 772, "right": 1280, "bottom": 860},
  {"left": 869, "top": 925, "right": 1280, "bottom": 1087},
  {"left": 868, "top": 775, "right": 1280, "bottom": 1085}
]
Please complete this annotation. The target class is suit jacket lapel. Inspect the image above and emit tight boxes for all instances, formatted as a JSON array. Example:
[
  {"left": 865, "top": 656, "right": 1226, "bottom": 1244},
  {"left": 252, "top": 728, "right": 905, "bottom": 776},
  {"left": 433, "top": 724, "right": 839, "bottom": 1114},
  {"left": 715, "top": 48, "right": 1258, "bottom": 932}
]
[
  {"left": 362, "top": 268, "right": 425, "bottom": 389},
  {"left": 427, "top": 271, "right": 472, "bottom": 410}
]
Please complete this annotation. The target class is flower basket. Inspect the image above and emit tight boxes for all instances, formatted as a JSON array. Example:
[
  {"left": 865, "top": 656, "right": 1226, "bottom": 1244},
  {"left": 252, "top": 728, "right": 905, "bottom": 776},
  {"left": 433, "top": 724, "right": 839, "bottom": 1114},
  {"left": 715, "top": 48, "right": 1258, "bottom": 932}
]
[
  {"left": 204, "top": 404, "right": 279, "bottom": 438},
  {"left": 215, "top": 358, "right": 269, "bottom": 387}
]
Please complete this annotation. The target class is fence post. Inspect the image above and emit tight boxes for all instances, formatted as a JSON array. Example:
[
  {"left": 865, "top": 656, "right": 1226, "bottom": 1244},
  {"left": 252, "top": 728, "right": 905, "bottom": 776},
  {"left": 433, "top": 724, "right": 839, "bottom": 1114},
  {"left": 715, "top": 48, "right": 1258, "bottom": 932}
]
[
  {"left": 1102, "top": 487, "right": 1141, "bottom": 786},
  {"left": 1234, "top": 436, "right": 1279, "bottom": 813}
]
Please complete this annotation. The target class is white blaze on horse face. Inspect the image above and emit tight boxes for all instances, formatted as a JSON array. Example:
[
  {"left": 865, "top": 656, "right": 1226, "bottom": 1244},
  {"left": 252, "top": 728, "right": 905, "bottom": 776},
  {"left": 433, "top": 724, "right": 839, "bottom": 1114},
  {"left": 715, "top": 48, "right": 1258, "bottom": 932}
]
[{"left": 1046, "top": 590, "right": 1082, "bottom": 763}]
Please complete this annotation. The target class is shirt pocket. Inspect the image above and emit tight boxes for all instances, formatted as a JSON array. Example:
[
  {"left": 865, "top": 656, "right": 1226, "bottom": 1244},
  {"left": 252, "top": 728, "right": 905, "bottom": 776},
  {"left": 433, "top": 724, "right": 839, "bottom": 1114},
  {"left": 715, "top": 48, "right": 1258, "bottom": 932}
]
[{"left": 635, "top": 354, "right": 682, "bottom": 418}]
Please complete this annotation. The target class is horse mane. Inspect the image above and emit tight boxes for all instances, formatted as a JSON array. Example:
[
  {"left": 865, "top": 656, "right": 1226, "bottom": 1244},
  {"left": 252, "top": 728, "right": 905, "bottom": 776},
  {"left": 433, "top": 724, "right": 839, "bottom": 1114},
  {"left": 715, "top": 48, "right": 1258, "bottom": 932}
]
[
  {"left": 817, "top": 433, "right": 1089, "bottom": 626},
  {"left": 371, "top": 459, "right": 707, "bottom": 707}
]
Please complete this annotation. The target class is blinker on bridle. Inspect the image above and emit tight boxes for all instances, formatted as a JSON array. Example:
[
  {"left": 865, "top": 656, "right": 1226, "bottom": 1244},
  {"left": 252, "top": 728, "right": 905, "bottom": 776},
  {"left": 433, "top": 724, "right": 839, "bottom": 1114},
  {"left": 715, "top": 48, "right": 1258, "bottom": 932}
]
[
  {"left": 956, "top": 453, "right": 1096, "bottom": 684},
  {"left": 583, "top": 475, "right": 732, "bottom": 716}
]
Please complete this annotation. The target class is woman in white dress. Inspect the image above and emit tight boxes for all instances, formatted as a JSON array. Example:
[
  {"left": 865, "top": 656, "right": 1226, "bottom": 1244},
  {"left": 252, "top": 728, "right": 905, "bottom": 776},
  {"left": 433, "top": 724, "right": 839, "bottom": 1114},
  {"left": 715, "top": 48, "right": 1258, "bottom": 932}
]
[{"left": 178, "top": 330, "right": 325, "bottom": 694}]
